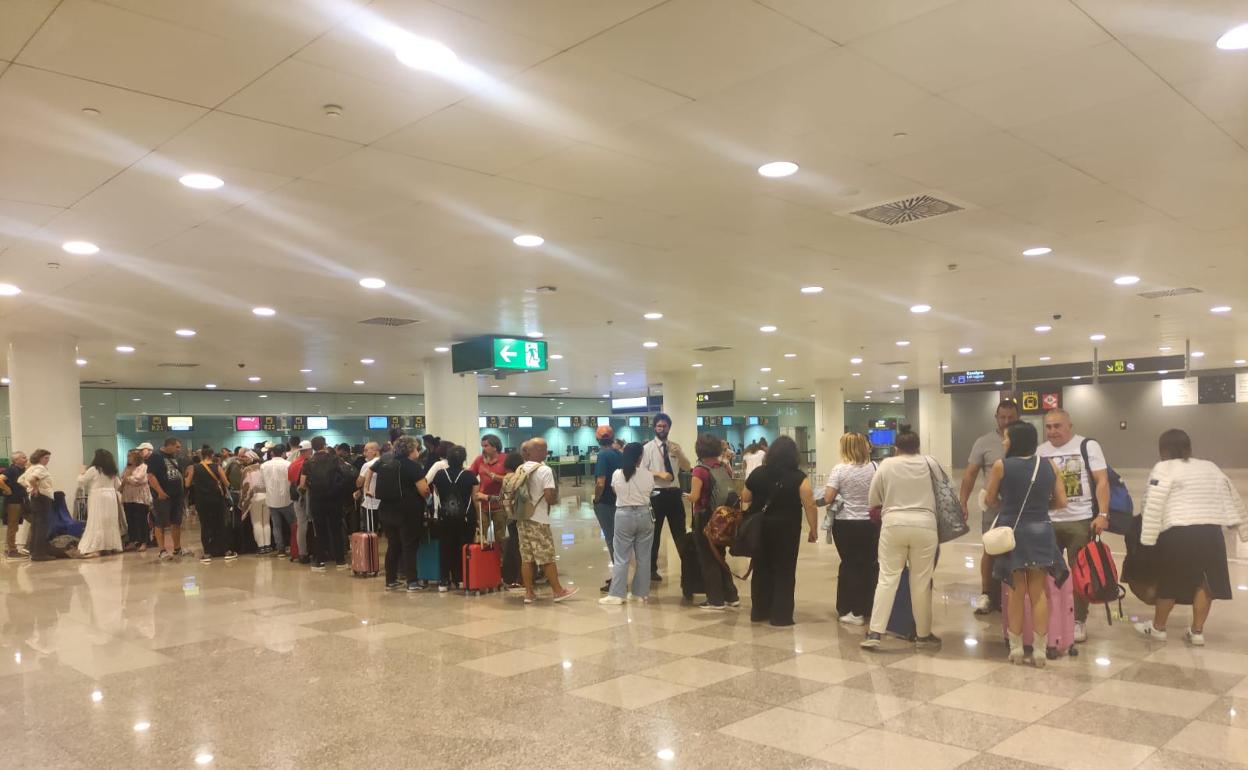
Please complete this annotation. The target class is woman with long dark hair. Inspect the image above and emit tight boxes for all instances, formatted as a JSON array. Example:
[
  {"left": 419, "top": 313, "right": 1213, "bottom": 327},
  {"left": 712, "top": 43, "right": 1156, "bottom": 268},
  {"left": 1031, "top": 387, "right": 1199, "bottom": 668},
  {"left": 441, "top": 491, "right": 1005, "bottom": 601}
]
[
  {"left": 186, "top": 446, "right": 235, "bottom": 564},
  {"left": 740, "top": 435, "right": 818, "bottom": 625},
  {"left": 427, "top": 444, "right": 479, "bottom": 591},
  {"left": 78, "top": 448, "right": 124, "bottom": 556},
  {"left": 600, "top": 442, "right": 654, "bottom": 604}
]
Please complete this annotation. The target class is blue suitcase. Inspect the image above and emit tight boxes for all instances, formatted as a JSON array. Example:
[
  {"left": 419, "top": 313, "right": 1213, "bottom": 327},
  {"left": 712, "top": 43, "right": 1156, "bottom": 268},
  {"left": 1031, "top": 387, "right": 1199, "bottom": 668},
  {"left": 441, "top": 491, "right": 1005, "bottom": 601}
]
[
  {"left": 886, "top": 547, "right": 940, "bottom": 640},
  {"left": 417, "top": 536, "right": 441, "bottom": 582}
]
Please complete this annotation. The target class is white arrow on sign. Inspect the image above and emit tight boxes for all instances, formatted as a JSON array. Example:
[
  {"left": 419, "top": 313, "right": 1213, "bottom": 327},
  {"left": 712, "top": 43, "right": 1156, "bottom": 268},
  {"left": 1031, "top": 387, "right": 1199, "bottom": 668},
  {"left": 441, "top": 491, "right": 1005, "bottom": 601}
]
[{"left": 498, "top": 342, "right": 517, "bottom": 362}]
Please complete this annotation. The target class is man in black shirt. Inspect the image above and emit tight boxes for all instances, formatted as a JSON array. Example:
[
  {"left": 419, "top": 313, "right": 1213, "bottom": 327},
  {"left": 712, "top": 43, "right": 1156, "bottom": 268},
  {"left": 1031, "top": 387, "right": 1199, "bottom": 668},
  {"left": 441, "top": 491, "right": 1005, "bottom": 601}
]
[
  {"left": 147, "top": 437, "right": 188, "bottom": 560},
  {"left": 299, "top": 437, "right": 348, "bottom": 572},
  {"left": 4, "top": 451, "right": 28, "bottom": 558}
]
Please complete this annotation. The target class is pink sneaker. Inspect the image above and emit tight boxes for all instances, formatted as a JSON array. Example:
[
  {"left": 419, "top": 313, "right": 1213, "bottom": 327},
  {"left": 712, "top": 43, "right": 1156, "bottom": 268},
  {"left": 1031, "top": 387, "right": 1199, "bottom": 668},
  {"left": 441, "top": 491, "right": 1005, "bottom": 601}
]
[{"left": 553, "top": 586, "right": 579, "bottom": 603}]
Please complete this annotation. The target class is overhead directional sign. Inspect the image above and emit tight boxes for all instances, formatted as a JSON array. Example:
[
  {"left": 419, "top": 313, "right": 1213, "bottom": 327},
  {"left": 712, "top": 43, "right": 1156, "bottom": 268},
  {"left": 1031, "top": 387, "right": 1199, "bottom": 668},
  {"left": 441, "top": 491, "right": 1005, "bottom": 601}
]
[{"left": 452, "top": 335, "right": 548, "bottom": 374}]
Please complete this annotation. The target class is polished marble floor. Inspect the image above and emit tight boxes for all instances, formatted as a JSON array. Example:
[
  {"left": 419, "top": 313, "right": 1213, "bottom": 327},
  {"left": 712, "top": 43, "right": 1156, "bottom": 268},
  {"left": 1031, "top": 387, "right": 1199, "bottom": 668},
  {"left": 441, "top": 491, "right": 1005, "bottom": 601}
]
[{"left": 4, "top": 483, "right": 1248, "bottom": 769}]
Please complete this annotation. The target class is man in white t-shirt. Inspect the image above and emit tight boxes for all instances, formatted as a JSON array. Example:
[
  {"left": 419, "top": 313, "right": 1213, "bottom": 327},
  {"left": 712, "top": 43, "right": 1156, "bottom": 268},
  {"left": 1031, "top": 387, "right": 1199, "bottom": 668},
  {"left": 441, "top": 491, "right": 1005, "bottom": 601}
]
[
  {"left": 516, "top": 438, "right": 578, "bottom": 604},
  {"left": 260, "top": 446, "right": 294, "bottom": 556},
  {"left": 1037, "top": 408, "right": 1110, "bottom": 642},
  {"left": 356, "top": 442, "right": 380, "bottom": 526}
]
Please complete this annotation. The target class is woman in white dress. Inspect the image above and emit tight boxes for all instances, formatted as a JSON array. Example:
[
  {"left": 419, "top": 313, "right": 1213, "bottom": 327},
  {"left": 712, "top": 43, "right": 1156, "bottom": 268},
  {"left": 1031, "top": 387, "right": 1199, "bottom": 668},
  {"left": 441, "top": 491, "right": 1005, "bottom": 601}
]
[{"left": 77, "top": 449, "right": 123, "bottom": 557}]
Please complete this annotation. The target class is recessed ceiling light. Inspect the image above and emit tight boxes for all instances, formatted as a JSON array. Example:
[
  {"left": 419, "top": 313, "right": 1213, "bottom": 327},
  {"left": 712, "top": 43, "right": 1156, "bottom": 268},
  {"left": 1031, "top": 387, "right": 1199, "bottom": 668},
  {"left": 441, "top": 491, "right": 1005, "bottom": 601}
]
[
  {"left": 760, "top": 385, "right": 770, "bottom": 390},
  {"left": 1236, "top": 360, "right": 1247, "bottom": 365},
  {"left": 252, "top": 307, "right": 276, "bottom": 317},
  {"left": 549, "top": 354, "right": 563, "bottom": 360},
  {"left": 1159, "top": 346, "right": 1172, "bottom": 352},
  {"left": 1158, "top": 370, "right": 1169, "bottom": 375},
  {"left": 353, "top": 380, "right": 365, "bottom": 385},
  {"left": 898, "top": 375, "right": 908, "bottom": 381},
  {"left": 360, "top": 358, "right": 375, "bottom": 365},
  {"left": 0, "top": 378, "right": 9, "bottom": 385},
  {"left": 526, "top": 331, "right": 543, "bottom": 338},
  {"left": 559, "top": 387, "right": 568, "bottom": 391},
  {"left": 865, "top": 390, "right": 873, "bottom": 394},
  {"left": 1113, "top": 275, "right": 1140, "bottom": 286},
  {"left": 175, "top": 329, "right": 196, "bottom": 337},
  {"left": 76, "top": 358, "right": 87, "bottom": 366},
  {"left": 800, "top": 286, "right": 823, "bottom": 294},
  {"left": 759, "top": 325, "right": 777, "bottom": 333},
  {"left": 1022, "top": 246, "right": 1052, "bottom": 257},
  {"left": 62, "top": 240, "right": 99, "bottom": 255},
  {"left": 247, "top": 376, "right": 260, "bottom": 382},
  {"left": 548, "top": 378, "right": 558, "bottom": 383},
  {"left": 259, "top": 394, "right": 268, "bottom": 398},
  {"left": 850, "top": 357, "right": 863, "bottom": 364},
  {"left": 0, "top": 283, "right": 20, "bottom": 296},
  {"left": 194, "top": 753, "right": 214, "bottom": 766},
  {"left": 760, "top": 367, "right": 771, "bottom": 372},
  {"left": 299, "top": 368, "right": 312, "bottom": 373},
  {"left": 1216, "top": 22, "right": 1248, "bottom": 50},
  {"left": 691, "top": 363, "right": 702, "bottom": 368},
  {"left": 205, "top": 383, "right": 216, "bottom": 389},
  {"left": 358, "top": 277, "right": 386, "bottom": 289},
  {"left": 758, "top": 161, "right": 799, "bottom": 178},
  {"left": 910, "top": 304, "right": 932, "bottom": 314},
  {"left": 507, "top": 391, "right": 518, "bottom": 396},
  {"left": 864, "top": 395, "right": 872, "bottom": 399},
  {"left": 306, "top": 386, "right": 317, "bottom": 391},
  {"left": 178, "top": 173, "right": 224, "bottom": 190},
  {"left": 784, "top": 353, "right": 797, "bottom": 358},
  {"left": 613, "top": 371, "right": 624, "bottom": 376},
  {"left": 1211, "top": 305, "right": 1232, "bottom": 313},
  {"left": 1039, "top": 356, "right": 1052, "bottom": 361},
  {"left": 895, "top": 340, "right": 910, "bottom": 347},
  {"left": 891, "top": 384, "right": 900, "bottom": 389},
  {"left": 851, "top": 372, "right": 861, "bottom": 377},
  {"left": 162, "top": 392, "right": 171, "bottom": 396},
  {"left": 394, "top": 34, "right": 458, "bottom": 71},
  {"left": 958, "top": 347, "right": 973, "bottom": 354},
  {"left": 433, "top": 346, "right": 450, "bottom": 353},
  {"left": 643, "top": 312, "right": 663, "bottom": 320},
  {"left": 642, "top": 341, "right": 658, "bottom": 348},
  {"left": 1192, "top": 351, "right": 1206, "bottom": 358},
  {"left": 115, "top": 345, "right": 135, "bottom": 353},
  {"left": 617, "top": 381, "right": 627, "bottom": 386},
  {"left": 513, "top": 234, "right": 544, "bottom": 248},
  {"left": 1090, "top": 333, "right": 1106, "bottom": 341},
  {"left": 711, "top": 384, "right": 720, "bottom": 388},
  {"left": 1034, "top": 325, "right": 1052, "bottom": 333},
  {"left": 777, "top": 379, "right": 785, "bottom": 383}
]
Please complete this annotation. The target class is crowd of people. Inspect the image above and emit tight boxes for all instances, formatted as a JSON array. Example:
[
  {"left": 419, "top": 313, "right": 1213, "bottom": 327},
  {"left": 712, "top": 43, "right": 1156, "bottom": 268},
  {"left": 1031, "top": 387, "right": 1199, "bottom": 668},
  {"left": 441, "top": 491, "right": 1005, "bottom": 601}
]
[{"left": 3, "top": 405, "right": 1246, "bottom": 651}]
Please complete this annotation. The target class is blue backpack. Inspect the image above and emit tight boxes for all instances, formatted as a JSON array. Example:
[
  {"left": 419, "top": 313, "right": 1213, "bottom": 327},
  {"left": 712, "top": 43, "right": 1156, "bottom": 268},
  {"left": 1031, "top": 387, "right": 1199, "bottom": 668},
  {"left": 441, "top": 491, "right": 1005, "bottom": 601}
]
[{"left": 1080, "top": 438, "right": 1132, "bottom": 535}]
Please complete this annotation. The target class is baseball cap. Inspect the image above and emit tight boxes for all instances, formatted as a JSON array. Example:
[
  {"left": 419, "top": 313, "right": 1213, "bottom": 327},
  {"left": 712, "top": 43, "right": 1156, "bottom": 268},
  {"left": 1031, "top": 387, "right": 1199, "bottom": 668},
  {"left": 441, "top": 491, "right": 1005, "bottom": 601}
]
[
  {"left": 299, "top": 440, "right": 312, "bottom": 450},
  {"left": 136, "top": 442, "right": 154, "bottom": 451},
  {"left": 595, "top": 425, "right": 614, "bottom": 441},
  {"left": 262, "top": 441, "right": 274, "bottom": 450}
]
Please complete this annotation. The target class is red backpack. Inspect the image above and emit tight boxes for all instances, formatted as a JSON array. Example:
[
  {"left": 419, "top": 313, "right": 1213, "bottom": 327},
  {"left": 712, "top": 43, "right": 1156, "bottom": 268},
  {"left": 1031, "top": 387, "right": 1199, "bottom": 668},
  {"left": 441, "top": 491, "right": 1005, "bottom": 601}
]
[{"left": 1072, "top": 536, "right": 1125, "bottom": 624}]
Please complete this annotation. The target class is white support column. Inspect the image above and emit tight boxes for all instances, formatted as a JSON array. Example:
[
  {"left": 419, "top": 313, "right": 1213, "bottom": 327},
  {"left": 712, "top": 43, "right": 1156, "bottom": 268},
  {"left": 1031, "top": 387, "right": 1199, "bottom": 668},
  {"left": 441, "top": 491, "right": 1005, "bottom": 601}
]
[
  {"left": 919, "top": 385, "right": 953, "bottom": 469},
  {"left": 8, "top": 336, "right": 84, "bottom": 494},
  {"left": 814, "top": 379, "right": 844, "bottom": 476},
  {"left": 659, "top": 370, "right": 697, "bottom": 455},
  {"left": 422, "top": 357, "right": 479, "bottom": 448}
]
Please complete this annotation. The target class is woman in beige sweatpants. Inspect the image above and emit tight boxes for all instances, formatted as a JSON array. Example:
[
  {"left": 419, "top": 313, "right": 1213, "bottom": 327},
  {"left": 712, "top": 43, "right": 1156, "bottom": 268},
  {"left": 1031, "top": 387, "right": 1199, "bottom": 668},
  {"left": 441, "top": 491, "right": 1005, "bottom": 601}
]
[{"left": 861, "top": 429, "right": 940, "bottom": 648}]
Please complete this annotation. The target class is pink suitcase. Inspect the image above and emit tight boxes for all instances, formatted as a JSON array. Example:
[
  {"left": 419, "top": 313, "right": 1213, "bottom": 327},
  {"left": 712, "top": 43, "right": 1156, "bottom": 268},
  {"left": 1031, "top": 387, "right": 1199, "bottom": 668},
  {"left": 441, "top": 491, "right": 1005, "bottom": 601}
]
[
  {"left": 350, "top": 508, "right": 379, "bottom": 578},
  {"left": 1001, "top": 574, "right": 1078, "bottom": 659}
]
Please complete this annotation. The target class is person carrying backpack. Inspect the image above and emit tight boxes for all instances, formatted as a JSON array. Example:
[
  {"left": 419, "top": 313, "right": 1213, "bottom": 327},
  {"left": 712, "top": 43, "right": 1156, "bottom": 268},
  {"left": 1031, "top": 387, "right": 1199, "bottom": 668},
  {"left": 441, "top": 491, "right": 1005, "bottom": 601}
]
[
  {"left": 689, "top": 433, "right": 743, "bottom": 612},
  {"left": 424, "top": 444, "right": 478, "bottom": 592},
  {"left": 365, "top": 436, "right": 427, "bottom": 591},
  {"left": 298, "top": 437, "right": 350, "bottom": 572}
]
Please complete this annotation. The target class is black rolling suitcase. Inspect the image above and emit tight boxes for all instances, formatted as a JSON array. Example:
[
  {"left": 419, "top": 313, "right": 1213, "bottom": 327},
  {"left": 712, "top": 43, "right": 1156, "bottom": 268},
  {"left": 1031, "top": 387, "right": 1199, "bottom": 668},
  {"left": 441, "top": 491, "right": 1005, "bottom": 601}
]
[{"left": 678, "top": 532, "right": 704, "bottom": 600}]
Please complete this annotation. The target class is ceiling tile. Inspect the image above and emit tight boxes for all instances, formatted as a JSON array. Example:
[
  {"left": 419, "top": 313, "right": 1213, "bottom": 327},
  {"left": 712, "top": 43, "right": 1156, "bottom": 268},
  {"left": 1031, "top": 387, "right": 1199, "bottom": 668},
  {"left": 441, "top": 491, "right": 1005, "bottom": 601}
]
[
  {"left": 157, "top": 112, "right": 360, "bottom": 179},
  {"left": 0, "top": 0, "right": 57, "bottom": 61},
  {"left": 502, "top": 144, "right": 675, "bottom": 201},
  {"left": 756, "top": 0, "right": 960, "bottom": 43},
  {"left": 95, "top": 0, "right": 367, "bottom": 49},
  {"left": 0, "top": 197, "right": 63, "bottom": 251},
  {"left": 431, "top": 0, "right": 665, "bottom": 49},
  {"left": 374, "top": 105, "right": 577, "bottom": 174},
  {"left": 848, "top": 0, "right": 1109, "bottom": 93}
]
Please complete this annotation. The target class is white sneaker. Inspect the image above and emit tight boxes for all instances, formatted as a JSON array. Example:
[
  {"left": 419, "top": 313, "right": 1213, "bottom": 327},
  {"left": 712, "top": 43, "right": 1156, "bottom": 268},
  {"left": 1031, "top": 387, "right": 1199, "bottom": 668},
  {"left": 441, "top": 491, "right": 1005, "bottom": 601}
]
[
  {"left": 1185, "top": 628, "right": 1206, "bottom": 647},
  {"left": 598, "top": 595, "right": 625, "bottom": 605},
  {"left": 1134, "top": 621, "right": 1167, "bottom": 641},
  {"left": 1073, "top": 621, "right": 1087, "bottom": 643},
  {"left": 839, "top": 612, "right": 865, "bottom": 627},
  {"left": 974, "top": 593, "right": 991, "bottom": 613}
]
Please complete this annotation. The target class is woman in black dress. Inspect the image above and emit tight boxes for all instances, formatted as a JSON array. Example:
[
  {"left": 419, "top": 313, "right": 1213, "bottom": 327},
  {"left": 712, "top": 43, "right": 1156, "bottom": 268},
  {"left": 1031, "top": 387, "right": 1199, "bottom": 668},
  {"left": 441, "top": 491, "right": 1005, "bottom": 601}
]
[{"left": 739, "top": 436, "right": 819, "bottom": 626}]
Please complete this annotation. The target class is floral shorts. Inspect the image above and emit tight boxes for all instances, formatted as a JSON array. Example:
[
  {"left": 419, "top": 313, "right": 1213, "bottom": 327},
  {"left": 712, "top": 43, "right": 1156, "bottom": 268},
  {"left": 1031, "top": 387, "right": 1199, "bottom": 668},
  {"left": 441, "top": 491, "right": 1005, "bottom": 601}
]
[{"left": 516, "top": 520, "right": 555, "bottom": 566}]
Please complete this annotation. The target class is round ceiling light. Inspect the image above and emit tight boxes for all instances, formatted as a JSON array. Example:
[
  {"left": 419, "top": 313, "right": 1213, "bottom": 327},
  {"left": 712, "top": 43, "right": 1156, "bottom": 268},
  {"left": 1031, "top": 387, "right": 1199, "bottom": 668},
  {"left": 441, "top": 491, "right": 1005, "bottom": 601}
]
[
  {"left": 757, "top": 161, "right": 799, "bottom": 178},
  {"left": 526, "top": 331, "right": 544, "bottom": 338},
  {"left": 247, "top": 376, "right": 261, "bottom": 382},
  {"left": 299, "top": 368, "right": 312, "bottom": 373},
  {"left": 958, "top": 347, "right": 973, "bottom": 354},
  {"left": 1090, "top": 333, "right": 1106, "bottom": 342},
  {"left": 353, "top": 380, "right": 365, "bottom": 385},
  {"left": 1113, "top": 275, "right": 1140, "bottom": 286},
  {"left": 850, "top": 357, "right": 863, "bottom": 364},
  {"left": 642, "top": 341, "right": 658, "bottom": 348},
  {"left": 62, "top": 240, "right": 99, "bottom": 255},
  {"left": 115, "top": 345, "right": 135, "bottom": 353},
  {"left": 1034, "top": 325, "right": 1052, "bottom": 333},
  {"left": 175, "top": 329, "right": 196, "bottom": 337},
  {"left": 76, "top": 358, "right": 87, "bottom": 366},
  {"left": 784, "top": 353, "right": 797, "bottom": 358},
  {"left": 0, "top": 283, "right": 21, "bottom": 296},
  {"left": 434, "top": 346, "right": 450, "bottom": 353},
  {"left": 513, "top": 234, "right": 544, "bottom": 248},
  {"left": 643, "top": 312, "right": 663, "bottom": 320},
  {"left": 360, "top": 358, "right": 375, "bottom": 365},
  {"left": 306, "top": 386, "right": 317, "bottom": 391},
  {"left": 178, "top": 173, "right": 224, "bottom": 190},
  {"left": 1022, "top": 246, "right": 1052, "bottom": 257},
  {"left": 895, "top": 340, "right": 910, "bottom": 347},
  {"left": 759, "top": 325, "right": 777, "bottom": 333},
  {"left": 204, "top": 383, "right": 216, "bottom": 389},
  {"left": 910, "top": 304, "right": 932, "bottom": 314},
  {"left": 1216, "top": 23, "right": 1248, "bottom": 50},
  {"left": 358, "top": 277, "right": 386, "bottom": 289},
  {"left": 800, "top": 286, "right": 823, "bottom": 294},
  {"left": 1211, "top": 305, "right": 1232, "bottom": 313},
  {"left": 252, "top": 307, "right": 276, "bottom": 317}
]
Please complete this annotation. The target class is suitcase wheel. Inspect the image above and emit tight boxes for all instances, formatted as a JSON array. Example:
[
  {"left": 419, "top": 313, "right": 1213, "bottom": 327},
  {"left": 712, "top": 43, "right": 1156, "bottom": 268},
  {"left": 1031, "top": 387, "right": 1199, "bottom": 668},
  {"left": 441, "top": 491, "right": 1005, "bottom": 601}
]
[{"left": 1068, "top": 645, "right": 1079, "bottom": 657}]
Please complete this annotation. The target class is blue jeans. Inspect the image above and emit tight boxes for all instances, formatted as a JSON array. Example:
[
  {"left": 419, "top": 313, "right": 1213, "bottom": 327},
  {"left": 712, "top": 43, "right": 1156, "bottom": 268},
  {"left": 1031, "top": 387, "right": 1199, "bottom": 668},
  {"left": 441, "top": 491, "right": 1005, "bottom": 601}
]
[
  {"left": 609, "top": 505, "right": 654, "bottom": 599},
  {"left": 593, "top": 502, "right": 616, "bottom": 562},
  {"left": 270, "top": 504, "right": 295, "bottom": 551}
]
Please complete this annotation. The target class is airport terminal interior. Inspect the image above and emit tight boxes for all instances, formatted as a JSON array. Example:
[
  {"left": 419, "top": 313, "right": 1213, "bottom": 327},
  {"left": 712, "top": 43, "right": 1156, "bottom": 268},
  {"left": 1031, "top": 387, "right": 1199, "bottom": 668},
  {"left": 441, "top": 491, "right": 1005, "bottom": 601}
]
[{"left": 4, "top": 1, "right": 1248, "bottom": 768}]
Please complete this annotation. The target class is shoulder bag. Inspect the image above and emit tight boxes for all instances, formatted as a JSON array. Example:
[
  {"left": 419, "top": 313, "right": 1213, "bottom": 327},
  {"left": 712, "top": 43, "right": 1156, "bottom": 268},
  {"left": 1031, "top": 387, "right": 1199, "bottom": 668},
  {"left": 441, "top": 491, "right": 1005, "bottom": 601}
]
[
  {"left": 983, "top": 457, "right": 1039, "bottom": 556},
  {"left": 927, "top": 458, "right": 969, "bottom": 543}
]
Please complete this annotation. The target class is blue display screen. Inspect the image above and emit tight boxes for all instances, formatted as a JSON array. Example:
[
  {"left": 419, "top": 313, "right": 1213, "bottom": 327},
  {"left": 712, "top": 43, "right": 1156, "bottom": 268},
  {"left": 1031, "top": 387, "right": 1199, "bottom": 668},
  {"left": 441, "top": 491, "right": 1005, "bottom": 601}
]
[{"left": 868, "top": 429, "right": 896, "bottom": 446}]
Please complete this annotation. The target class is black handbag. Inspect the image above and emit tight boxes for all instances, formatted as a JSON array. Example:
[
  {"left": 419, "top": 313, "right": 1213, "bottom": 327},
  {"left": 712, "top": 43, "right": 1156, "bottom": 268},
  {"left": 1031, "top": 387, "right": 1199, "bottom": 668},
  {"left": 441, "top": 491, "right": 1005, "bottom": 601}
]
[{"left": 730, "top": 478, "right": 781, "bottom": 559}]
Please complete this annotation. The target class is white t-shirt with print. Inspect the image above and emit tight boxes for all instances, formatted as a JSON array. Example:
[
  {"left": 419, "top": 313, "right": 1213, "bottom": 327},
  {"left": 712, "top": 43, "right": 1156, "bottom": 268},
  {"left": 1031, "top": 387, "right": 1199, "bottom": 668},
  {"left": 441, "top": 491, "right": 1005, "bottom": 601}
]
[
  {"left": 521, "top": 461, "right": 556, "bottom": 525},
  {"left": 1037, "top": 434, "right": 1106, "bottom": 523},
  {"left": 359, "top": 457, "right": 379, "bottom": 511},
  {"left": 826, "top": 462, "right": 876, "bottom": 521}
]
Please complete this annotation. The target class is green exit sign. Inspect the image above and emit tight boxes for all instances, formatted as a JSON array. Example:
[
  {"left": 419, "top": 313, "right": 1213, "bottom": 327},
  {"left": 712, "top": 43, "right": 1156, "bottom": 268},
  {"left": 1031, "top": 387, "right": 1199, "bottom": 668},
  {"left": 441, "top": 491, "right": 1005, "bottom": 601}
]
[{"left": 451, "top": 336, "right": 548, "bottom": 374}]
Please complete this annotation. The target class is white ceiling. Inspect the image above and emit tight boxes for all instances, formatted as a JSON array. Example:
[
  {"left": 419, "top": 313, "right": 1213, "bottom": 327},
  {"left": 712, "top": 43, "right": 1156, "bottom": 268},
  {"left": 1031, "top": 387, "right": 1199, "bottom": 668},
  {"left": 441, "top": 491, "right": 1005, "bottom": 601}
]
[{"left": 1, "top": 0, "right": 1246, "bottom": 404}]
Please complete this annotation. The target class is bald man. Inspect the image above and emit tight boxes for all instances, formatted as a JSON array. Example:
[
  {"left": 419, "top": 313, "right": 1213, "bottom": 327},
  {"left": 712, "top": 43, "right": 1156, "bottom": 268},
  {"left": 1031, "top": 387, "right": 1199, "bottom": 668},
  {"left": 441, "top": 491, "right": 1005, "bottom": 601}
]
[{"left": 515, "top": 438, "right": 577, "bottom": 603}]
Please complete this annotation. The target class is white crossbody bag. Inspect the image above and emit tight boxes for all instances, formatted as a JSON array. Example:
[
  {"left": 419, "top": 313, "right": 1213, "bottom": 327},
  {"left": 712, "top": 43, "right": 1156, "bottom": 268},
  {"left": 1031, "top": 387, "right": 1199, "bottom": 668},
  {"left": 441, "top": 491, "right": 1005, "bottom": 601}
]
[{"left": 982, "top": 456, "right": 1040, "bottom": 556}]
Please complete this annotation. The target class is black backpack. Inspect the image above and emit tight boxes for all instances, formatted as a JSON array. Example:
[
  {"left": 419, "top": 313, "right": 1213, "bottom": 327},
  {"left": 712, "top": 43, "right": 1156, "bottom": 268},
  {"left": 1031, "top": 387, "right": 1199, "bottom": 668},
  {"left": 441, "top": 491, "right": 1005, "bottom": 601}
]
[
  {"left": 439, "top": 469, "right": 467, "bottom": 519},
  {"left": 373, "top": 453, "right": 402, "bottom": 502},
  {"left": 306, "top": 454, "right": 347, "bottom": 499}
]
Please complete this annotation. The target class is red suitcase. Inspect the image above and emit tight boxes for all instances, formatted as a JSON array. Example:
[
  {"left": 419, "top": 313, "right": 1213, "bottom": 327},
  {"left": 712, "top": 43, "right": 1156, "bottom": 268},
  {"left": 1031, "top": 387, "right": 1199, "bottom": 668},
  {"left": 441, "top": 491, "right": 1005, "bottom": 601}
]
[
  {"left": 1001, "top": 573, "right": 1078, "bottom": 659},
  {"left": 351, "top": 508, "right": 379, "bottom": 578},
  {"left": 463, "top": 502, "right": 502, "bottom": 595}
]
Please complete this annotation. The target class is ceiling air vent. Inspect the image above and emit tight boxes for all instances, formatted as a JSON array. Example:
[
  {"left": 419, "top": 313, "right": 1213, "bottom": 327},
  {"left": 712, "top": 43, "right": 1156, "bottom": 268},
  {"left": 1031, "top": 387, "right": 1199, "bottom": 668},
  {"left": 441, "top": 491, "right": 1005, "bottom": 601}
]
[
  {"left": 693, "top": 345, "right": 732, "bottom": 353},
  {"left": 852, "top": 194, "right": 963, "bottom": 226},
  {"left": 359, "top": 316, "right": 420, "bottom": 327},
  {"left": 1137, "top": 287, "right": 1201, "bottom": 299},
  {"left": 879, "top": 360, "right": 910, "bottom": 366},
  {"left": 81, "top": 379, "right": 115, "bottom": 385},
  {"left": 157, "top": 362, "right": 199, "bottom": 368}
]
